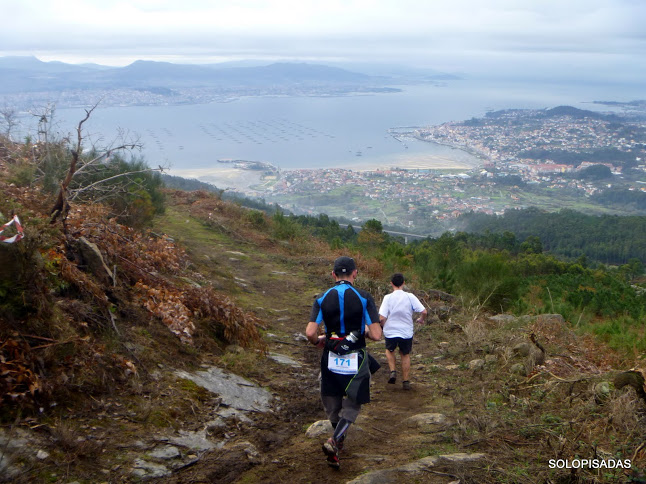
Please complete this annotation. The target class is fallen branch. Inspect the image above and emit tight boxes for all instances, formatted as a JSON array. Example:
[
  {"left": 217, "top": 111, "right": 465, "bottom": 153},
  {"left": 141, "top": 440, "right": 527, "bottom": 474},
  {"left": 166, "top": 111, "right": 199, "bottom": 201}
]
[
  {"left": 31, "top": 338, "right": 84, "bottom": 350},
  {"left": 421, "top": 469, "right": 460, "bottom": 479},
  {"left": 631, "top": 442, "right": 646, "bottom": 463},
  {"left": 17, "top": 334, "right": 57, "bottom": 342}
]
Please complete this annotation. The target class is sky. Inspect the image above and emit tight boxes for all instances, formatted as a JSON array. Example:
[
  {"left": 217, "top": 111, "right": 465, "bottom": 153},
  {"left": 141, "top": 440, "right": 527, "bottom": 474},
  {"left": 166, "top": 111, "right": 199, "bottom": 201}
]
[{"left": 2, "top": 0, "right": 646, "bottom": 82}]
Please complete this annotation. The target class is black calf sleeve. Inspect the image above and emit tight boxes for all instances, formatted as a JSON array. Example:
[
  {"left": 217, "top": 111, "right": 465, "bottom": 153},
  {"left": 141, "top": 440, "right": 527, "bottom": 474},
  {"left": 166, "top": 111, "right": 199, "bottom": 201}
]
[{"left": 333, "top": 418, "right": 351, "bottom": 441}]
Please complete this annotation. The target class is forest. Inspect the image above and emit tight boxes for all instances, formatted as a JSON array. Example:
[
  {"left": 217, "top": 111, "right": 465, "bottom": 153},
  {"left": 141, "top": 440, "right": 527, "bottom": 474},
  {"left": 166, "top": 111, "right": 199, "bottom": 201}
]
[{"left": 458, "top": 207, "right": 646, "bottom": 264}]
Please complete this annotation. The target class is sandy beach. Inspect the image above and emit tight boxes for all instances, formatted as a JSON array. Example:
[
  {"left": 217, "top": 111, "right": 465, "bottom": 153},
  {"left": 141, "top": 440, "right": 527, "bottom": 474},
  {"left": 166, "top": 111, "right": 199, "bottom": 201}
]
[
  {"left": 169, "top": 166, "right": 266, "bottom": 192},
  {"left": 169, "top": 151, "right": 481, "bottom": 193}
]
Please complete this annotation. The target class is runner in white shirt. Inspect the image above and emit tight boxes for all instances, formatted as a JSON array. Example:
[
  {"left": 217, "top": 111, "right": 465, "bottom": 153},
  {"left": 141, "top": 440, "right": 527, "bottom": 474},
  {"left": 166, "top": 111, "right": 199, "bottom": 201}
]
[{"left": 379, "top": 273, "right": 427, "bottom": 390}]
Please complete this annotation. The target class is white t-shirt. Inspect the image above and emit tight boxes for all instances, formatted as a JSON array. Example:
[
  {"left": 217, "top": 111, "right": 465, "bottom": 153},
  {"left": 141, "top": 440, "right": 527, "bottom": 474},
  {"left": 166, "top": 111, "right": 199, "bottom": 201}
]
[{"left": 379, "top": 290, "right": 425, "bottom": 339}]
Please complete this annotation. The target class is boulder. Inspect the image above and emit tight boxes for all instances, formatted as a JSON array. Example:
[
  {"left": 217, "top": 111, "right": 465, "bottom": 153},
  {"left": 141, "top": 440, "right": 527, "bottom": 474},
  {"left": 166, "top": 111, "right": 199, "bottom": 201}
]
[
  {"left": 534, "top": 314, "right": 565, "bottom": 325},
  {"left": 594, "top": 381, "right": 611, "bottom": 403},
  {"left": 513, "top": 342, "right": 531, "bottom": 357},
  {"left": 488, "top": 314, "right": 517, "bottom": 324},
  {"left": 77, "top": 236, "right": 113, "bottom": 284},
  {"left": 469, "top": 359, "right": 485, "bottom": 371},
  {"left": 305, "top": 420, "right": 333, "bottom": 438},
  {"left": 511, "top": 363, "right": 526, "bottom": 376},
  {"left": 485, "top": 355, "right": 498, "bottom": 364}
]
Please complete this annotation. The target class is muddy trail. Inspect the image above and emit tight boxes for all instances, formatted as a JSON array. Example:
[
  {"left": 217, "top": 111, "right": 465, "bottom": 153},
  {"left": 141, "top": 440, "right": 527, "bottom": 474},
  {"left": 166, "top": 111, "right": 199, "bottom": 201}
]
[
  {"left": 146, "top": 201, "right": 646, "bottom": 484},
  {"left": 165, "top": 303, "right": 477, "bottom": 484},
  {"left": 152, "top": 204, "right": 489, "bottom": 483}
]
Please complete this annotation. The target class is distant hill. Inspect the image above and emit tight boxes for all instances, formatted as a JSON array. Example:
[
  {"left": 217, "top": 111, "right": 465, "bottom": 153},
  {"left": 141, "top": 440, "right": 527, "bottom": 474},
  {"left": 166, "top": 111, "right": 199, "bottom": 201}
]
[
  {"left": 542, "top": 105, "right": 617, "bottom": 120},
  {"left": 0, "top": 56, "right": 394, "bottom": 94},
  {"left": 0, "top": 56, "right": 459, "bottom": 97},
  {"left": 484, "top": 105, "right": 619, "bottom": 122},
  {"left": 0, "top": 56, "right": 107, "bottom": 92}
]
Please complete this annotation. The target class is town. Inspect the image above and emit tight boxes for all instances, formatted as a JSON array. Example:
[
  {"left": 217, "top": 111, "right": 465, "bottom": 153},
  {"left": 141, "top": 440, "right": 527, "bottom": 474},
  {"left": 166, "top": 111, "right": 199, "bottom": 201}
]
[{"left": 254, "top": 106, "right": 646, "bottom": 234}]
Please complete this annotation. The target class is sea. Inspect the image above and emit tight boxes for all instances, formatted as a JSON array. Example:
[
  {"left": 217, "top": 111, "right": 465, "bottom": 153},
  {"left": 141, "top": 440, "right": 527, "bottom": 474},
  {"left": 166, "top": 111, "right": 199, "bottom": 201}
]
[{"left": 25, "top": 79, "right": 646, "bottom": 178}]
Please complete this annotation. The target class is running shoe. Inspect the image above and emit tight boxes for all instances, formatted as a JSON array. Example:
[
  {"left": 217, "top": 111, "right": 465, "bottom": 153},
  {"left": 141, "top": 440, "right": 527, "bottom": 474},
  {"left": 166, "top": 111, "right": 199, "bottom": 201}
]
[
  {"left": 388, "top": 371, "right": 397, "bottom": 384},
  {"left": 322, "top": 437, "right": 340, "bottom": 469},
  {"left": 402, "top": 380, "right": 411, "bottom": 390}
]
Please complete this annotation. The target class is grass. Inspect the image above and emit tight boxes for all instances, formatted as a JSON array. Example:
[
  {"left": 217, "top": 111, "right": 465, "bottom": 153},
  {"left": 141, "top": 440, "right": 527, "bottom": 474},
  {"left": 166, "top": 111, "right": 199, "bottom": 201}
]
[
  {"left": 413, "top": 440, "right": 461, "bottom": 459},
  {"left": 581, "top": 316, "right": 646, "bottom": 355}
]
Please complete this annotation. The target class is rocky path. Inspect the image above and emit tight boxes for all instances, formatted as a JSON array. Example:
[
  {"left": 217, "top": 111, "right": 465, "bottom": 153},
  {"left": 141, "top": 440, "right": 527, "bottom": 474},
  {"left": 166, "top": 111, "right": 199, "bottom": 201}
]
[
  {"left": 1, "top": 199, "right": 636, "bottom": 483},
  {"left": 144, "top": 207, "right": 488, "bottom": 482}
]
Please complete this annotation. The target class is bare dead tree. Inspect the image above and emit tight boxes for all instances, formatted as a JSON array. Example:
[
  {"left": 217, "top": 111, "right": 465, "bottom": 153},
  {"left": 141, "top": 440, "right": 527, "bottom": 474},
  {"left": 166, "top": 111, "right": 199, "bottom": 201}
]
[
  {"left": 0, "top": 105, "right": 18, "bottom": 140},
  {"left": 48, "top": 101, "right": 166, "bottom": 225}
]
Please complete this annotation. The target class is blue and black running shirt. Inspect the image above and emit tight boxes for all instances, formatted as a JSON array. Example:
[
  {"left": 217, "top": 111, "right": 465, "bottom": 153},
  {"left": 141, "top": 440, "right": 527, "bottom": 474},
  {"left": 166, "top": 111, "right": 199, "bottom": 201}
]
[{"left": 309, "top": 281, "right": 379, "bottom": 344}]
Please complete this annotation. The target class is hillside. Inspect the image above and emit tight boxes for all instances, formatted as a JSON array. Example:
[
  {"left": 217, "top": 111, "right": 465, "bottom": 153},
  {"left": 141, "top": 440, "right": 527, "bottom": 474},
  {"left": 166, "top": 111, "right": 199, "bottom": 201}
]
[
  {"left": 0, "top": 57, "right": 401, "bottom": 105},
  {"left": 1, "top": 138, "right": 646, "bottom": 483}
]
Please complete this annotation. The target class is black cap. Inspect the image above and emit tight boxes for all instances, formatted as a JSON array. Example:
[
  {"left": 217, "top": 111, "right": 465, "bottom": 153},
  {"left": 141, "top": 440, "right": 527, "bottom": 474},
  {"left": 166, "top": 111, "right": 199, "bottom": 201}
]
[{"left": 333, "top": 256, "right": 356, "bottom": 275}]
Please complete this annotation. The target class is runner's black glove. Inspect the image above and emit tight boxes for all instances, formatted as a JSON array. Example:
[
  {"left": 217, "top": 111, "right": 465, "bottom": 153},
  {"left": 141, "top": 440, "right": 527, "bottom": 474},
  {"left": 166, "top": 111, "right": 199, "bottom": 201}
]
[{"left": 326, "top": 330, "right": 360, "bottom": 355}]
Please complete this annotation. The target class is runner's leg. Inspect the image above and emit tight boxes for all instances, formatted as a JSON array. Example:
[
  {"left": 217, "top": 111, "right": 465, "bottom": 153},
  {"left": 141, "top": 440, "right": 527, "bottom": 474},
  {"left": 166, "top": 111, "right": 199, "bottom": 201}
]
[
  {"left": 321, "top": 395, "right": 343, "bottom": 427},
  {"left": 385, "top": 347, "right": 397, "bottom": 372},
  {"left": 401, "top": 352, "right": 411, "bottom": 381}
]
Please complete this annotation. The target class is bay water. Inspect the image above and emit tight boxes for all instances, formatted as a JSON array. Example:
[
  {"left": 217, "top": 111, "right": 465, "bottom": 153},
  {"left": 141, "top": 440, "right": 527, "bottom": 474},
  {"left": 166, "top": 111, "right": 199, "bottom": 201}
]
[{"left": 37, "top": 79, "right": 645, "bottom": 177}]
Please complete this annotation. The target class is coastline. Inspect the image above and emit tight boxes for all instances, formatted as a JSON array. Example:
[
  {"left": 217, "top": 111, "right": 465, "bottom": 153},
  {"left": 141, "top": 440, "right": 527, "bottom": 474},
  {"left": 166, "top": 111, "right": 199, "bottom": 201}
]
[
  {"left": 169, "top": 146, "right": 482, "bottom": 193},
  {"left": 169, "top": 166, "right": 266, "bottom": 193}
]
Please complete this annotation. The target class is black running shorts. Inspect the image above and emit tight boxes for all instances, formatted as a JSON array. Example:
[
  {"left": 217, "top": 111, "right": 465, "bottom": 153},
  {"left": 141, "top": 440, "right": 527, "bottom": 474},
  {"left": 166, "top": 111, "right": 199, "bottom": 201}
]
[{"left": 385, "top": 337, "right": 413, "bottom": 355}]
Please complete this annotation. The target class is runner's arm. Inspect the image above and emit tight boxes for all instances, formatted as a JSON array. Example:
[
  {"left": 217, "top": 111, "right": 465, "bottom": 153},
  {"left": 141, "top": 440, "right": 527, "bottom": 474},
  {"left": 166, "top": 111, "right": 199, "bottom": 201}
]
[
  {"left": 416, "top": 309, "right": 428, "bottom": 324},
  {"left": 306, "top": 321, "right": 325, "bottom": 346},
  {"left": 366, "top": 320, "right": 382, "bottom": 341}
]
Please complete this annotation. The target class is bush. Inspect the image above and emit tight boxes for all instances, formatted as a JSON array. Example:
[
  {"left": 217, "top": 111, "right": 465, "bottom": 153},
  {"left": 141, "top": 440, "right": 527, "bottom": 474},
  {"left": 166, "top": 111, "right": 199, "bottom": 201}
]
[
  {"left": 246, "top": 209, "right": 267, "bottom": 229},
  {"left": 271, "top": 211, "right": 304, "bottom": 241},
  {"left": 453, "top": 251, "right": 519, "bottom": 311}
]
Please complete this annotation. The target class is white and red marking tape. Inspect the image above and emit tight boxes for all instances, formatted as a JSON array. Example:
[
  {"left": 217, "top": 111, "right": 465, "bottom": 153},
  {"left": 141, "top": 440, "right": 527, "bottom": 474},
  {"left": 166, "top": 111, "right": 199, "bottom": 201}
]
[{"left": 0, "top": 215, "right": 24, "bottom": 243}]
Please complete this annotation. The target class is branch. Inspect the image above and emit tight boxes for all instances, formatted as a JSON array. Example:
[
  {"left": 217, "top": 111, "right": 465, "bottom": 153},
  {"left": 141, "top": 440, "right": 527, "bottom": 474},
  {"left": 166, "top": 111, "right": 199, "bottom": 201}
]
[
  {"left": 73, "top": 141, "right": 143, "bottom": 177},
  {"left": 68, "top": 167, "right": 164, "bottom": 200},
  {"left": 50, "top": 102, "right": 100, "bottom": 223}
]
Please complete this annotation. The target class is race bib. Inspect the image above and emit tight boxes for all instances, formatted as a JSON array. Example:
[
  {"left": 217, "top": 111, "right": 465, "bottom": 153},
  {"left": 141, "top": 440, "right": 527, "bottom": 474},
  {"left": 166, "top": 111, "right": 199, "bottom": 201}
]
[{"left": 328, "top": 351, "right": 358, "bottom": 375}]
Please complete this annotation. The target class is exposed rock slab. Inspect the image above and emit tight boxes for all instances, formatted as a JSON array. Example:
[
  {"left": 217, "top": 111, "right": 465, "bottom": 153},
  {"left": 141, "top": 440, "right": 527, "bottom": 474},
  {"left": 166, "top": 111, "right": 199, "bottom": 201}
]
[
  {"left": 175, "top": 366, "right": 272, "bottom": 412},
  {"left": 404, "top": 413, "right": 449, "bottom": 428},
  {"left": 347, "top": 452, "right": 485, "bottom": 483},
  {"left": 148, "top": 445, "right": 181, "bottom": 460},
  {"left": 167, "top": 429, "right": 222, "bottom": 452},
  {"left": 131, "top": 458, "right": 172, "bottom": 479},
  {"left": 268, "top": 352, "right": 302, "bottom": 367}
]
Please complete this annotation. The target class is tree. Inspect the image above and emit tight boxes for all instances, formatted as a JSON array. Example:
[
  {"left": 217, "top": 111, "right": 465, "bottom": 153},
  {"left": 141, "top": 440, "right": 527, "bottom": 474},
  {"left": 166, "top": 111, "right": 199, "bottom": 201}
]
[
  {"left": 358, "top": 218, "right": 386, "bottom": 249},
  {"left": 578, "top": 164, "right": 612, "bottom": 180},
  {"left": 362, "top": 219, "right": 383, "bottom": 233},
  {"left": 48, "top": 102, "right": 165, "bottom": 227},
  {"left": 381, "top": 242, "right": 410, "bottom": 273},
  {"left": 520, "top": 236, "right": 543, "bottom": 254},
  {"left": 0, "top": 105, "right": 18, "bottom": 139}
]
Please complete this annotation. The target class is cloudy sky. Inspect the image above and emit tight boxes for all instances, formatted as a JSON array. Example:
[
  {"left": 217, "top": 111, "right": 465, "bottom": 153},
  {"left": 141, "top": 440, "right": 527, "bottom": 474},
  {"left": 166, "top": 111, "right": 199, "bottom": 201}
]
[{"left": 2, "top": 0, "right": 645, "bottom": 81}]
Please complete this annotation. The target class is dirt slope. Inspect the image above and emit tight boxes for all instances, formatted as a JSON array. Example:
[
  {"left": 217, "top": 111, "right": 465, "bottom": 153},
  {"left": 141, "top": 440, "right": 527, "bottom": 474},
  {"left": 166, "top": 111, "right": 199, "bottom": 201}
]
[
  {"left": 2, "top": 189, "right": 644, "bottom": 484},
  {"left": 151, "top": 198, "right": 646, "bottom": 484}
]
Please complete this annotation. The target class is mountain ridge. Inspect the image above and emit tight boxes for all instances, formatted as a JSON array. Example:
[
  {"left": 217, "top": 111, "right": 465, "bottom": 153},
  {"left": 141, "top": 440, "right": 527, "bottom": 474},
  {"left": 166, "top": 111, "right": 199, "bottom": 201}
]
[{"left": 0, "top": 56, "right": 432, "bottom": 95}]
